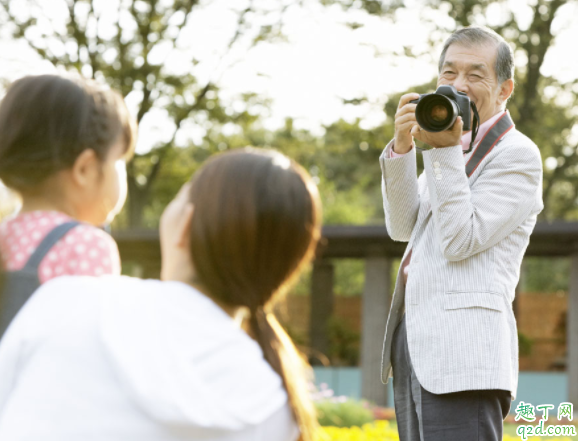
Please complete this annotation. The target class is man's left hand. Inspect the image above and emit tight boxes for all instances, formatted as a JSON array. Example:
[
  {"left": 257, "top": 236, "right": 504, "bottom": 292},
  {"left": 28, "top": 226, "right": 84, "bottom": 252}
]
[{"left": 411, "top": 116, "right": 464, "bottom": 148}]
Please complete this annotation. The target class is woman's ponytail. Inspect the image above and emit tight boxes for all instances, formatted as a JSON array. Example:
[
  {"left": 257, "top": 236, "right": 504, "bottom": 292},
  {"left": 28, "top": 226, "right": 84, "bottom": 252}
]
[{"left": 248, "top": 306, "right": 318, "bottom": 441}]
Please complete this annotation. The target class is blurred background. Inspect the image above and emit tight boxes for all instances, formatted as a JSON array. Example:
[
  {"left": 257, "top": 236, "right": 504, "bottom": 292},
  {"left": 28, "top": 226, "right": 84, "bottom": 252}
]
[{"left": 0, "top": 0, "right": 577, "bottom": 431}]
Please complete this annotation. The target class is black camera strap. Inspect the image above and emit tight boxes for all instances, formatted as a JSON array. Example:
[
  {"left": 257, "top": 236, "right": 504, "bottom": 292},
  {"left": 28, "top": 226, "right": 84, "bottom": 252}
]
[
  {"left": 465, "top": 110, "right": 514, "bottom": 178},
  {"left": 463, "top": 102, "right": 480, "bottom": 155}
]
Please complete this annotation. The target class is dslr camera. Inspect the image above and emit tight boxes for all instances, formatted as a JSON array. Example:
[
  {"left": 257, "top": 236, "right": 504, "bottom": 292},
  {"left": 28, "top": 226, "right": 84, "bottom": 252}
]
[{"left": 409, "top": 85, "right": 472, "bottom": 132}]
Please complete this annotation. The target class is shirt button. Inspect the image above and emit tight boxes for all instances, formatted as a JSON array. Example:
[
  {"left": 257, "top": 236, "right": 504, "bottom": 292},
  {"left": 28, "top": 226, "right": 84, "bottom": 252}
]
[
  {"left": 434, "top": 168, "right": 442, "bottom": 174},
  {"left": 433, "top": 161, "right": 441, "bottom": 167},
  {"left": 436, "top": 174, "right": 443, "bottom": 180}
]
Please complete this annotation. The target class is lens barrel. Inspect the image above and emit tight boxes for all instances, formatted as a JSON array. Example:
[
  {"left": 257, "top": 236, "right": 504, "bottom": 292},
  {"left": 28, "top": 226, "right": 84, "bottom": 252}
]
[{"left": 415, "top": 94, "right": 459, "bottom": 132}]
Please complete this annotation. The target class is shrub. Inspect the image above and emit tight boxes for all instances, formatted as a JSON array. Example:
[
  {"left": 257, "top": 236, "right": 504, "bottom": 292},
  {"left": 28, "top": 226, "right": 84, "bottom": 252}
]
[
  {"left": 327, "top": 317, "right": 360, "bottom": 366},
  {"left": 315, "top": 398, "right": 375, "bottom": 428}
]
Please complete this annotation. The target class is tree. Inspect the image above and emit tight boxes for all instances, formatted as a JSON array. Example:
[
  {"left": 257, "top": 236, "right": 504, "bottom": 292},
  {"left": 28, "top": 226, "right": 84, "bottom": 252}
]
[
  {"left": 0, "top": 0, "right": 288, "bottom": 227},
  {"left": 126, "top": 111, "right": 391, "bottom": 228},
  {"left": 3, "top": 0, "right": 577, "bottom": 224}
]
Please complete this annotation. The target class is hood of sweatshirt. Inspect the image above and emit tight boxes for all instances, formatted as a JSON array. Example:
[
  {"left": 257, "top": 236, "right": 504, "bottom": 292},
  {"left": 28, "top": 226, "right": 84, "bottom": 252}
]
[{"left": 97, "top": 276, "right": 289, "bottom": 432}]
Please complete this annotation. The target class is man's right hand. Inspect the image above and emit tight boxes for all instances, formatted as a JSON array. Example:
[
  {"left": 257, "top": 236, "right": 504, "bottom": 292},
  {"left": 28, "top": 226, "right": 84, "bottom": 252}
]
[{"left": 393, "top": 93, "right": 420, "bottom": 154}]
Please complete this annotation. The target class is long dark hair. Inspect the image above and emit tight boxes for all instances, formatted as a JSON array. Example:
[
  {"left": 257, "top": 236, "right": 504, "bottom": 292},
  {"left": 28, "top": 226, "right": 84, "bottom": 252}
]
[
  {"left": 0, "top": 74, "right": 136, "bottom": 193},
  {"left": 188, "top": 148, "right": 322, "bottom": 441}
]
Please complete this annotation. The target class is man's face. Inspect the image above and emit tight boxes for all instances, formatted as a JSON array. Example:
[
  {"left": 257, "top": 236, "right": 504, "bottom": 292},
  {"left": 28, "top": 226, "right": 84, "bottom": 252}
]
[{"left": 437, "top": 42, "right": 507, "bottom": 127}]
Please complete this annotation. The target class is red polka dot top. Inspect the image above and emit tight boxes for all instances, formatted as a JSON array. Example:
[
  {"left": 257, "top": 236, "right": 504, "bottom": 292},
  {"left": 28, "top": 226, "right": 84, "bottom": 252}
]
[{"left": 0, "top": 211, "right": 121, "bottom": 283}]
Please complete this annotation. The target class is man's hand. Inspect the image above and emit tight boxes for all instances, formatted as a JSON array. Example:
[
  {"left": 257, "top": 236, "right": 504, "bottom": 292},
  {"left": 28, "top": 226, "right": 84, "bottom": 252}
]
[
  {"left": 412, "top": 116, "right": 464, "bottom": 148},
  {"left": 393, "top": 93, "right": 420, "bottom": 154}
]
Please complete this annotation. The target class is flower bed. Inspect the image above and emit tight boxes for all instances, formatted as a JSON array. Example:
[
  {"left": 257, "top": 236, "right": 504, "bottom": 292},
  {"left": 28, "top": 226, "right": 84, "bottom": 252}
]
[{"left": 317, "top": 421, "right": 399, "bottom": 440}]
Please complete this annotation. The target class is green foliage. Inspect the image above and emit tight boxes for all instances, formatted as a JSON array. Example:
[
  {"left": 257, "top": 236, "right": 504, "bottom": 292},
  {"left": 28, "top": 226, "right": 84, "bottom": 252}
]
[
  {"left": 315, "top": 399, "right": 375, "bottom": 428},
  {"left": 5, "top": 0, "right": 574, "bottom": 225},
  {"left": 334, "top": 260, "right": 365, "bottom": 296},
  {"left": 518, "top": 331, "right": 534, "bottom": 357},
  {"left": 520, "top": 257, "right": 570, "bottom": 293},
  {"left": 111, "top": 113, "right": 393, "bottom": 230},
  {"left": 318, "top": 178, "right": 375, "bottom": 225},
  {"left": 327, "top": 317, "right": 360, "bottom": 366},
  {"left": 289, "top": 259, "right": 366, "bottom": 298},
  {"left": 507, "top": 76, "right": 578, "bottom": 221}
]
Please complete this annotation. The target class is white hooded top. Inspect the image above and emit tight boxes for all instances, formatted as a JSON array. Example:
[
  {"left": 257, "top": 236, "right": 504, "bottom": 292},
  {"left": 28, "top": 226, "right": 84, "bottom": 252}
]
[{"left": 0, "top": 276, "right": 300, "bottom": 441}]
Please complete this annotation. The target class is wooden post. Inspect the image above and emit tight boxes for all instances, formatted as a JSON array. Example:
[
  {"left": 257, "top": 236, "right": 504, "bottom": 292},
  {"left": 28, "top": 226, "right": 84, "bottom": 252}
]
[
  {"left": 569, "top": 254, "right": 578, "bottom": 414},
  {"left": 361, "top": 255, "right": 391, "bottom": 407},
  {"left": 309, "top": 260, "right": 335, "bottom": 365}
]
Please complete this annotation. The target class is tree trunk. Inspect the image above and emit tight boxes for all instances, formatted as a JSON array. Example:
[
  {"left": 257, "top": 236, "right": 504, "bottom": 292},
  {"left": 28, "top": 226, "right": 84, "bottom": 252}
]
[{"left": 127, "top": 175, "right": 150, "bottom": 229}]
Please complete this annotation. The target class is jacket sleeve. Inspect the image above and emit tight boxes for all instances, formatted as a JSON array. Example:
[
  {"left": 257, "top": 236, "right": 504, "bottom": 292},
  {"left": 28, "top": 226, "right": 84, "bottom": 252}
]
[
  {"left": 379, "top": 140, "right": 420, "bottom": 242},
  {"left": 422, "top": 140, "right": 543, "bottom": 262}
]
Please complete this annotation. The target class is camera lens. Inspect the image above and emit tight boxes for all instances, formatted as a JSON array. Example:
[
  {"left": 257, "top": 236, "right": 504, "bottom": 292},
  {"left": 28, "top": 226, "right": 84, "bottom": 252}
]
[
  {"left": 431, "top": 105, "right": 448, "bottom": 122},
  {"left": 415, "top": 94, "right": 459, "bottom": 132}
]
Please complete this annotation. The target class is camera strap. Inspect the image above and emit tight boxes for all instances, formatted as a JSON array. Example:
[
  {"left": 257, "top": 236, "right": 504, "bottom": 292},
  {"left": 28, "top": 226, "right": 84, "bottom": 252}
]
[
  {"left": 465, "top": 110, "right": 514, "bottom": 178},
  {"left": 463, "top": 102, "right": 480, "bottom": 155}
]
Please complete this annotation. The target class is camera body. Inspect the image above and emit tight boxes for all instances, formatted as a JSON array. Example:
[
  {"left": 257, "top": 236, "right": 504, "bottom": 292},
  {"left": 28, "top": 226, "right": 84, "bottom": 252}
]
[{"left": 409, "top": 85, "right": 471, "bottom": 132}]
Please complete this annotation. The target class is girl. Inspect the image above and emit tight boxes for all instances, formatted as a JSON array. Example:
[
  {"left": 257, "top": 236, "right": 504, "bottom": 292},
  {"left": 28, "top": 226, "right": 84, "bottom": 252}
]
[
  {"left": 0, "top": 148, "right": 322, "bottom": 441},
  {"left": 0, "top": 75, "right": 136, "bottom": 332}
]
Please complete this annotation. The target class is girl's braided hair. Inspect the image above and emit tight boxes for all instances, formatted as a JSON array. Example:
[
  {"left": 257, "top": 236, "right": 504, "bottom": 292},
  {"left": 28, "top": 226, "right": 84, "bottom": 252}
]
[{"left": 0, "top": 74, "right": 136, "bottom": 193}]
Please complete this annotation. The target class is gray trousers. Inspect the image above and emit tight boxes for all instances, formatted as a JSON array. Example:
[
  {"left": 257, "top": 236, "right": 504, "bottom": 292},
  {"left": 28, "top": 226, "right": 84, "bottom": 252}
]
[{"left": 391, "top": 313, "right": 511, "bottom": 441}]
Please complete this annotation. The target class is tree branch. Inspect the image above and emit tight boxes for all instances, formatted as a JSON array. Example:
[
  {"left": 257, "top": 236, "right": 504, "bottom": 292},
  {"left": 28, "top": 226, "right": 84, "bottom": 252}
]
[
  {"left": 518, "top": 0, "right": 564, "bottom": 125},
  {"left": 129, "top": 0, "right": 161, "bottom": 123},
  {"left": 86, "top": 0, "right": 102, "bottom": 78},
  {"left": 67, "top": 0, "right": 86, "bottom": 70},
  {"left": 143, "top": 81, "right": 212, "bottom": 193}
]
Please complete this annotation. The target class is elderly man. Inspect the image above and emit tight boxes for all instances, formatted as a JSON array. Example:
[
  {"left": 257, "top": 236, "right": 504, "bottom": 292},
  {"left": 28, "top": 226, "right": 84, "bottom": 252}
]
[{"left": 379, "top": 26, "right": 543, "bottom": 440}]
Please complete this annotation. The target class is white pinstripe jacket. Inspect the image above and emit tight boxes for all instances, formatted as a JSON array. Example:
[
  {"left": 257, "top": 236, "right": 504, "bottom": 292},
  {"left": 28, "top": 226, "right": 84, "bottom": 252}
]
[{"left": 379, "top": 128, "right": 543, "bottom": 400}]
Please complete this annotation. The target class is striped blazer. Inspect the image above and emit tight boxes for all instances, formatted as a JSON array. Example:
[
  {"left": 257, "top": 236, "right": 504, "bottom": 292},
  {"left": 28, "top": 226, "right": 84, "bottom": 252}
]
[{"left": 379, "top": 128, "right": 543, "bottom": 400}]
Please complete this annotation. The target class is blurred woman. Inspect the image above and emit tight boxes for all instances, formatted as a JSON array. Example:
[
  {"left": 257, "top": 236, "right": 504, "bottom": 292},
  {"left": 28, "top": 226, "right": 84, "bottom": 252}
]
[{"left": 0, "top": 148, "right": 322, "bottom": 441}]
